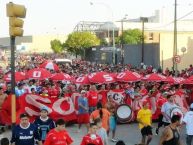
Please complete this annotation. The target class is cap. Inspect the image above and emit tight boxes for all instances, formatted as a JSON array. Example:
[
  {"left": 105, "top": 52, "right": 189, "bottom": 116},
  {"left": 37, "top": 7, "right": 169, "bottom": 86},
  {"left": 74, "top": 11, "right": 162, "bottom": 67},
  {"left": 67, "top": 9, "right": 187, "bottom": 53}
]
[
  {"left": 41, "top": 106, "right": 49, "bottom": 112},
  {"left": 20, "top": 113, "right": 29, "bottom": 118},
  {"left": 81, "top": 90, "right": 86, "bottom": 94},
  {"left": 18, "top": 82, "right": 24, "bottom": 87},
  {"left": 190, "top": 103, "right": 193, "bottom": 109}
]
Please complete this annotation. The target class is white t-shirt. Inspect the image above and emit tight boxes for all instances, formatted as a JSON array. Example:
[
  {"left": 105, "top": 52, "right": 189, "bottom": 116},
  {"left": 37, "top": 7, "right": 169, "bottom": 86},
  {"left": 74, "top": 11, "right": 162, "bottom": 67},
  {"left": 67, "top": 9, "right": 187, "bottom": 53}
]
[
  {"left": 183, "top": 111, "right": 193, "bottom": 135},
  {"left": 97, "top": 127, "right": 108, "bottom": 145},
  {"left": 161, "top": 102, "right": 178, "bottom": 123},
  {"left": 26, "top": 85, "right": 37, "bottom": 93}
]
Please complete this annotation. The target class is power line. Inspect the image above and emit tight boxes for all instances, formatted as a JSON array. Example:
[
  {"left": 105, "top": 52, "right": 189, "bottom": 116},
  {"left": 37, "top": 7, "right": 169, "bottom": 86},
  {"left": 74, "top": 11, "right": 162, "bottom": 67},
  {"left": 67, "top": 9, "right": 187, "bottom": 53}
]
[{"left": 146, "top": 10, "right": 193, "bottom": 30}]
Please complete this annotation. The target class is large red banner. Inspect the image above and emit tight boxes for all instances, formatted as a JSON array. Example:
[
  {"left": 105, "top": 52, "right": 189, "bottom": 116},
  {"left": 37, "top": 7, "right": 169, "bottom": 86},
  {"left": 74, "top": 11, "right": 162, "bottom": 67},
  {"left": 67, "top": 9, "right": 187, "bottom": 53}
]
[{"left": 0, "top": 94, "right": 77, "bottom": 125}]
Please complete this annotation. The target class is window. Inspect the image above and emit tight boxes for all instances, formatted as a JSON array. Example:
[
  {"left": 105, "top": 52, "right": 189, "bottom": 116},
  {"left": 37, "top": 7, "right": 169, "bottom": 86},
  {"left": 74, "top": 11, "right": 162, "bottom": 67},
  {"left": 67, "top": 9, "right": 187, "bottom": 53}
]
[{"left": 149, "top": 33, "right": 154, "bottom": 40}]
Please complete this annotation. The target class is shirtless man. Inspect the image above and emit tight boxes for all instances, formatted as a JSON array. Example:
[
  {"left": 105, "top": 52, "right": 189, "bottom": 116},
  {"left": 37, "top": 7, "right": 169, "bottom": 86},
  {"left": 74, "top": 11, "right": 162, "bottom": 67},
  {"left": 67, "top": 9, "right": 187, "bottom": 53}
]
[{"left": 159, "top": 115, "right": 183, "bottom": 145}]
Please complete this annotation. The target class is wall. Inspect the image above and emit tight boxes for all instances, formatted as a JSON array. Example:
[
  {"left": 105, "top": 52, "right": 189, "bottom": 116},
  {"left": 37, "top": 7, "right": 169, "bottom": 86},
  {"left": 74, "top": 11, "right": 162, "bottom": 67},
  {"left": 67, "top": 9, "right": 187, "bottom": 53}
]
[
  {"left": 27, "top": 34, "right": 67, "bottom": 53},
  {"left": 85, "top": 43, "right": 160, "bottom": 68},
  {"left": 160, "top": 32, "right": 193, "bottom": 70},
  {"left": 0, "top": 34, "right": 67, "bottom": 53},
  {"left": 124, "top": 43, "right": 160, "bottom": 68},
  {"left": 0, "top": 36, "right": 32, "bottom": 46}
]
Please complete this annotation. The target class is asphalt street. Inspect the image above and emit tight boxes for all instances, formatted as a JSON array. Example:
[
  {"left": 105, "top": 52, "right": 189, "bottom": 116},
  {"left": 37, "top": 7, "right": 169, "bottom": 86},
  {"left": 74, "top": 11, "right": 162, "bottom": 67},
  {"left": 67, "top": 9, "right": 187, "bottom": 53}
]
[{"left": 0, "top": 123, "right": 187, "bottom": 145}]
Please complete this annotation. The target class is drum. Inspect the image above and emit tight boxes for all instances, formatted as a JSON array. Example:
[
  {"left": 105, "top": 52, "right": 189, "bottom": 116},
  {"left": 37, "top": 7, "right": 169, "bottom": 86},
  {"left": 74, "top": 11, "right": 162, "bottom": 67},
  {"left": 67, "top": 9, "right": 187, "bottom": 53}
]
[
  {"left": 116, "top": 104, "right": 133, "bottom": 123},
  {"left": 170, "top": 107, "right": 184, "bottom": 122}
]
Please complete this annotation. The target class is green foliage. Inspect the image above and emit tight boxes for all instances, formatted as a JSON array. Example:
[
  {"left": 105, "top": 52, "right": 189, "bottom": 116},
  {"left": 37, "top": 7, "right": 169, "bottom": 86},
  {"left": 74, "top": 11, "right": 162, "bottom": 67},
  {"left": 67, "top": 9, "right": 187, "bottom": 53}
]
[
  {"left": 50, "top": 39, "right": 64, "bottom": 53},
  {"left": 100, "top": 38, "right": 108, "bottom": 46},
  {"left": 118, "top": 29, "right": 143, "bottom": 44},
  {"left": 64, "top": 31, "right": 100, "bottom": 57}
]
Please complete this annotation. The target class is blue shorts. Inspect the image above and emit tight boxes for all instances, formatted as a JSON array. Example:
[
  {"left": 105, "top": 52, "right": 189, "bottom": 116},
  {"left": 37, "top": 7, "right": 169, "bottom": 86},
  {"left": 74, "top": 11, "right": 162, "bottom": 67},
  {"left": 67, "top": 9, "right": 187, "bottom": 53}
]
[{"left": 109, "top": 116, "right": 116, "bottom": 131}]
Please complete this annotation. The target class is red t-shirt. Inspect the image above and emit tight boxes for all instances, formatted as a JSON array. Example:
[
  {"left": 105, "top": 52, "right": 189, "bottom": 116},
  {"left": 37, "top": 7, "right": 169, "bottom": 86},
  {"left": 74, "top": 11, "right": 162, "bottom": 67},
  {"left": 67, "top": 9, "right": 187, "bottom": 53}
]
[
  {"left": 139, "top": 89, "right": 148, "bottom": 96},
  {"left": 175, "top": 89, "right": 184, "bottom": 96},
  {"left": 48, "top": 88, "right": 58, "bottom": 97},
  {"left": 87, "top": 90, "right": 98, "bottom": 107},
  {"left": 44, "top": 129, "right": 73, "bottom": 145},
  {"left": 80, "top": 134, "right": 103, "bottom": 145},
  {"left": 156, "top": 97, "right": 167, "bottom": 114},
  {"left": 98, "top": 90, "right": 108, "bottom": 106}
]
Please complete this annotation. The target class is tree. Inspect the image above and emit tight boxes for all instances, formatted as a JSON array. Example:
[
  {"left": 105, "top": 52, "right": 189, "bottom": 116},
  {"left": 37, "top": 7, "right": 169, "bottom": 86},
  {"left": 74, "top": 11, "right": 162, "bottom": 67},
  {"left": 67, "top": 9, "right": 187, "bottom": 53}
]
[
  {"left": 64, "top": 31, "right": 100, "bottom": 57},
  {"left": 118, "top": 29, "right": 143, "bottom": 45},
  {"left": 50, "top": 39, "right": 64, "bottom": 53},
  {"left": 100, "top": 38, "right": 108, "bottom": 46}
]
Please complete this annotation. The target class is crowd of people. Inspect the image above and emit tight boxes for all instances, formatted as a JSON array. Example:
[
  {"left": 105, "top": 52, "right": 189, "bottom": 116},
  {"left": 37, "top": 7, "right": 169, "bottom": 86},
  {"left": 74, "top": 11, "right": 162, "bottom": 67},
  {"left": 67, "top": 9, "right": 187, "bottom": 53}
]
[{"left": 0, "top": 53, "right": 193, "bottom": 145}]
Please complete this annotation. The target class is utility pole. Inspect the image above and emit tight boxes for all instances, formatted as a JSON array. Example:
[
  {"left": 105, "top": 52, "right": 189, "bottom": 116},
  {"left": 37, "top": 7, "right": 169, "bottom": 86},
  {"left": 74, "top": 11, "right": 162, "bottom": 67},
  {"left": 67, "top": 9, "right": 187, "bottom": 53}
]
[
  {"left": 140, "top": 17, "right": 148, "bottom": 64},
  {"left": 173, "top": 0, "right": 178, "bottom": 76},
  {"left": 120, "top": 14, "right": 128, "bottom": 65},
  {"left": 121, "top": 20, "right": 123, "bottom": 64}
]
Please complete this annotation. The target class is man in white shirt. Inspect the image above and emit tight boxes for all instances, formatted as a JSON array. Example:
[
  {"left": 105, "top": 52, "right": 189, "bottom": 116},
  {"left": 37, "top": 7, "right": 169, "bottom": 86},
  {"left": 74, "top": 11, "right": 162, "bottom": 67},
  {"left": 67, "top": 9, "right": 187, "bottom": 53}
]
[
  {"left": 161, "top": 94, "right": 178, "bottom": 126},
  {"left": 26, "top": 80, "right": 37, "bottom": 93},
  {"left": 15, "top": 83, "right": 26, "bottom": 97},
  {"left": 183, "top": 103, "right": 193, "bottom": 145}
]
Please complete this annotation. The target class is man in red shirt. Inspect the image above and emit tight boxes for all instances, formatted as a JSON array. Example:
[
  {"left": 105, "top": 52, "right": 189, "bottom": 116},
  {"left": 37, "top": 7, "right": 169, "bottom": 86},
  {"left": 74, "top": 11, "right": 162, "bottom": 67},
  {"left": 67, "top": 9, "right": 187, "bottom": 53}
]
[
  {"left": 44, "top": 119, "right": 73, "bottom": 145},
  {"left": 139, "top": 83, "right": 148, "bottom": 96},
  {"left": 87, "top": 85, "right": 99, "bottom": 113},
  {"left": 98, "top": 85, "right": 108, "bottom": 107},
  {"left": 80, "top": 123, "right": 103, "bottom": 145}
]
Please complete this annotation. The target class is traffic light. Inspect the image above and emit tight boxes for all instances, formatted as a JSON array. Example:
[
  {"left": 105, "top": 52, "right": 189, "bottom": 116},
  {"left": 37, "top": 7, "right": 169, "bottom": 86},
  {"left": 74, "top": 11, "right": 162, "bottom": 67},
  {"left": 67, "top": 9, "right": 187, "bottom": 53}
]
[{"left": 6, "top": 2, "right": 26, "bottom": 37}]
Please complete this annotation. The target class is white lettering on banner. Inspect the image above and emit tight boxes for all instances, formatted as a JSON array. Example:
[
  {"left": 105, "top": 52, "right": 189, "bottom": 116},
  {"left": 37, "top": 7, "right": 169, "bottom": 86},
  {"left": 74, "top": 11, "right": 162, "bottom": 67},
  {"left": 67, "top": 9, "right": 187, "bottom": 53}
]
[
  {"left": 117, "top": 73, "right": 126, "bottom": 79},
  {"left": 145, "top": 75, "right": 150, "bottom": 79},
  {"left": 24, "top": 94, "right": 75, "bottom": 116},
  {"left": 88, "top": 73, "right": 96, "bottom": 79},
  {"left": 103, "top": 74, "right": 113, "bottom": 82},
  {"left": 53, "top": 98, "right": 75, "bottom": 115},
  {"left": 76, "top": 77, "right": 84, "bottom": 83},
  {"left": 25, "top": 107, "right": 40, "bottom": 116},
  {"left": 25, "top": 94, "right": 52, "bottom": 114},
  {"left": 64, "top": 74, "right": 70, "bottom": 79},
  {"left": 158, "top": 74, "right": 166, "bottom": 79},
  {"left": 174, "top": 77, "right": 184, "bottom": 83},
  {"left": 33, "top": 71, "right": 41, "bottom": 78},
  {"left": 107, "top": 91, "right": 125, "bottom": 104},
  {"left": 133, "top": 72, "right": 141, "bottom": 78}
]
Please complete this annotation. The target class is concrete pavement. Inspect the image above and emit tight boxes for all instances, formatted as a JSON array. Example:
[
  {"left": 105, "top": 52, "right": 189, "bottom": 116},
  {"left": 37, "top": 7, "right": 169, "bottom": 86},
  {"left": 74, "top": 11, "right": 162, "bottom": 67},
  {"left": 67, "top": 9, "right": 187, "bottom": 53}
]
[{"left": 0, "top": 123, "right": 187, "bottom": 145}]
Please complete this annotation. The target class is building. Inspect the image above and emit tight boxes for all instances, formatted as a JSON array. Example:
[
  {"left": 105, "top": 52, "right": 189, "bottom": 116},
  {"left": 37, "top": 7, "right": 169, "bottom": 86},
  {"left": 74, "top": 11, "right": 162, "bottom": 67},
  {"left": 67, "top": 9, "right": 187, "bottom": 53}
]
[{"left": 0, "top": 34, "right": 67, "bottom": 55}]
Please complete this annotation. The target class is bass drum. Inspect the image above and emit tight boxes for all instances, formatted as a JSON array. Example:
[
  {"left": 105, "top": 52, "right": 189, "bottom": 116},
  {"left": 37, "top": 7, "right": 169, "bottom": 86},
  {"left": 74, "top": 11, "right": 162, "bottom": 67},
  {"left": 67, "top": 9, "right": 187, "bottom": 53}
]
[
  {"left": 170, "top": 107, "right": 184, "bottom": 122},
  {"left": 116, "top": 104, "right": 133, "bottom": 123}
]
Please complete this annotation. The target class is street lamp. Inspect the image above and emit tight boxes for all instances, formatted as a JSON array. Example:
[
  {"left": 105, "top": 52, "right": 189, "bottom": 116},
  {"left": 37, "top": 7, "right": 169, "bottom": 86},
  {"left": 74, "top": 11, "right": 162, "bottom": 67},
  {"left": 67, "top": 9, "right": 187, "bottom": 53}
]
[
  {"left": 90, "top": 2, "right": 116, "bottom": 64},
  {"left": 140, "top": 17, "right": 148, "bottom": 64}
]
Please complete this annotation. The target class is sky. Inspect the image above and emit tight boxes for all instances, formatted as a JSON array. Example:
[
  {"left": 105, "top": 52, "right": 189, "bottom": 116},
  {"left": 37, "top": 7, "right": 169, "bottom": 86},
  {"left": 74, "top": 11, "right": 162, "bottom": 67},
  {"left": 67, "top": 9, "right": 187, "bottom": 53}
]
[{"left": 0, "top": 0, "right": 193, "bottom": 37}]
